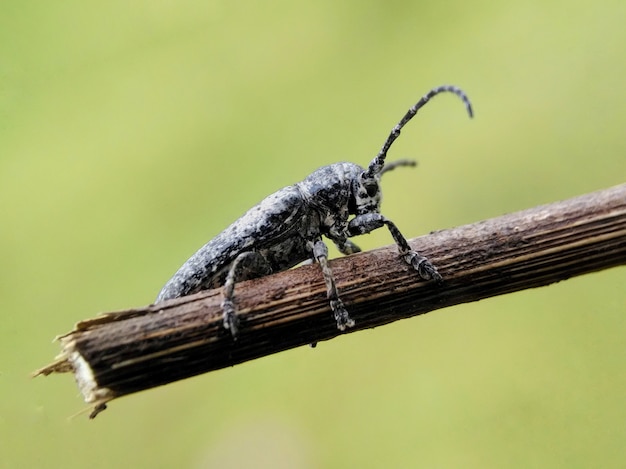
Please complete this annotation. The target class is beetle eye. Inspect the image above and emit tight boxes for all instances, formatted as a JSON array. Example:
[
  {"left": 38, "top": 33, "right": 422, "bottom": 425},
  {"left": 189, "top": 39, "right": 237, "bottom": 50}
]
[{"left": 364, "top": 181, "right": 378, "bottom": 197}]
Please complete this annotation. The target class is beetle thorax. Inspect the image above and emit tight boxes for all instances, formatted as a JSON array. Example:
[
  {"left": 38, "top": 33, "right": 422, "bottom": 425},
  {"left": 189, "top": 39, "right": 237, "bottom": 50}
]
[{"left": 298, "top": 162, "right": 361, "bottom": 208}]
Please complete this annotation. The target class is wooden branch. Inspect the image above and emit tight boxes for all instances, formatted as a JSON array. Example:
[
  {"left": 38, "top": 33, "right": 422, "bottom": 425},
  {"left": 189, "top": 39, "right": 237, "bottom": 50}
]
[{"left": 34, "top": 183, "right": 626, "bottom": 418}]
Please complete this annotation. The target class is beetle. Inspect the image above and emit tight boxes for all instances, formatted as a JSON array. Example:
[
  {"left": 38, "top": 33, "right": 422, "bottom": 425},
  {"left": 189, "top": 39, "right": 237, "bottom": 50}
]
[{"left": 156, "top": 84, "right": 473, "bottom": 336}]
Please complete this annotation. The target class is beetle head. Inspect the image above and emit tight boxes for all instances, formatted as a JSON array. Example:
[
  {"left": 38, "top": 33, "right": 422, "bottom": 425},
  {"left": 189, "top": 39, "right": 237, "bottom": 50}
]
[
  {"left": 352, "top": 159, "right": 416, "bottom": 214},
  {"left": 353, "top": 172, "right": 382, "bottom": 215}
]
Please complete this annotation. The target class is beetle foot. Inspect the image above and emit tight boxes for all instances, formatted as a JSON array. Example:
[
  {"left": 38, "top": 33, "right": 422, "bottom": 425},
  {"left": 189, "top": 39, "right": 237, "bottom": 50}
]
[
  {"left": 221, "top": 299, "right": 240, "bottom": 338},
  {"left": 403, "top": 251, "right": 442, "bottom": 283},
  {"left": 330, "top": 299, "right": 355, "bottom": 331}
]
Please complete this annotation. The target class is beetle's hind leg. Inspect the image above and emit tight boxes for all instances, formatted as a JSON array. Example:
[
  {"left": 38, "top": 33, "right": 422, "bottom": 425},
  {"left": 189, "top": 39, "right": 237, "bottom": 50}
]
[
  {"left": 222, "top": 251, "right": 272, "bottom": 338},
  {"left": 309, "top": 239, "right": 355, "bottom": 331}
]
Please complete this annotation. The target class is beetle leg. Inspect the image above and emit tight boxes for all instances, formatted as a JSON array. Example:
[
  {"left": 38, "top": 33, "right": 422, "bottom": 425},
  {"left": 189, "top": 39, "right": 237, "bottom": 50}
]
[
  {"left": 221, "top": 251, "right": 272, "bottom": 338},
  {"left": 347, "top": 213, "right": 442, "bottom": 282},
  {"left": 309, "top": 239, "right": 355, "bottom": 331},
  {"left": 333, "top": 238, "right": 362, "bottom": 255}
]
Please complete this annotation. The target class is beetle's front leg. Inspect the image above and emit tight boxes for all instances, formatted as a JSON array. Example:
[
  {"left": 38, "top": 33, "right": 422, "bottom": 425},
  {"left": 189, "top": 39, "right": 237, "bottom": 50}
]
[
  {"left": 348, "top": 213, "right": 442, "bottom": 282},
  {"left": 222, "top": 251, "right": 272, "bottom": 338},
  {"left": 308, "top": 239, "right": 355, "bottom": 331}
]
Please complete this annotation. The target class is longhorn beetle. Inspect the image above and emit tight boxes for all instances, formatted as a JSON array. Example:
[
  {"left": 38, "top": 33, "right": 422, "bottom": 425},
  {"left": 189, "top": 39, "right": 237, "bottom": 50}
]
[{"left": 156, "top": 85, "right": 473, "bottom": 336}]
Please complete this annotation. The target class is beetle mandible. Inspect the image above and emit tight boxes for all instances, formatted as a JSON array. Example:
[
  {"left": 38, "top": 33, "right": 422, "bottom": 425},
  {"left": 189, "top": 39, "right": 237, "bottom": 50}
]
[{"left": 156, "top": 84, "right": 473, "bottom": 336}]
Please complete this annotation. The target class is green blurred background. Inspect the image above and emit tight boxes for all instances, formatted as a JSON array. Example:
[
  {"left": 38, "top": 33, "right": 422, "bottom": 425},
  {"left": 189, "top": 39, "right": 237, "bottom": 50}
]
[{"left": 1, "top": 1, "right": 625, "bottom": 467}]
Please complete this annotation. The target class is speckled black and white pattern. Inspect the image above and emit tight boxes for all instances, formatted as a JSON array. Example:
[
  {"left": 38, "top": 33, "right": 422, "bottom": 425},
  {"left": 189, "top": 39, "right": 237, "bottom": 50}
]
[
  {"left": 156, "top": 162, "right": 362, "bottom": 303},
  {"left": 155, "top": 85, "right": 473, "bottom": 335}
]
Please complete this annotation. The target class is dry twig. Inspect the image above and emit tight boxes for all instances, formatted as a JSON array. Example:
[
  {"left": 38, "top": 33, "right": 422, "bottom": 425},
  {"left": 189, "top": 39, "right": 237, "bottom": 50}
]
[{"left": 34, "top": 183, "right": 626, "bottom": 418}]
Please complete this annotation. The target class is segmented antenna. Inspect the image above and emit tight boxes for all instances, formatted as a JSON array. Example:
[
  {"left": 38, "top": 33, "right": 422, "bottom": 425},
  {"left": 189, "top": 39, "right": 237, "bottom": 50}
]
[
  {"left": 379, "top": 159, "right": 417, "bottom": 175},
  {"left": 366, "top": 85, "right": 473, "bottom": 177}
]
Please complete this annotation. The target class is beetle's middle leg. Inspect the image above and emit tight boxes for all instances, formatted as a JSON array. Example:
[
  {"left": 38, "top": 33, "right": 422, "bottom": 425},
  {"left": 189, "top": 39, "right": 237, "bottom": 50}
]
[
  {"left": 309, "top": 239, "right": 355, "bottom": 331},
  {"left": 221, "top": 251, "right": 272, "bottom": 338},
  {"left": 347, "top": 213, "right": 442, "bottom": 282},
  {"left": 333, "top": 238, "right": 361, "bottom": 255}
]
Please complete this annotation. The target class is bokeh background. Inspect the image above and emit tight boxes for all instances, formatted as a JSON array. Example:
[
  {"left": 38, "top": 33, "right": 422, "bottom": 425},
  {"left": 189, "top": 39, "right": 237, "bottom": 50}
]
[{"left": 2, "top": 1, "right": 625, "bottom": 468}]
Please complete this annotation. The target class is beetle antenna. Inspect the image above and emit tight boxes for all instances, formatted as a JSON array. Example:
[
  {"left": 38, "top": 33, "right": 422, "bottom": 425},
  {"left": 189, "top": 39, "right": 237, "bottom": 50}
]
[
  {"left": 366, "top": 85, "right": 473, "bottom": 177},
  {"left": 379, "top": 159, "right": 417, "bottom": 175}
]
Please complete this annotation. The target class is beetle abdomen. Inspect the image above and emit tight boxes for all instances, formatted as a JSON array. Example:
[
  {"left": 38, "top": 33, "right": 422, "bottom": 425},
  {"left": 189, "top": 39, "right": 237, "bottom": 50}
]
[{"left": 156, "top": 185, "right": 309, "bottom": 302}]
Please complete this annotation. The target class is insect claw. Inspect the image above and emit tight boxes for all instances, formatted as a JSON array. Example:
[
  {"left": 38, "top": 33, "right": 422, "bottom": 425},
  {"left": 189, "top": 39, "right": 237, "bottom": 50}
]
[
  {"left": 425, "top": 266, "right": 443, "bottom": 284},
  {"left": 331, "top": 299, "right": 355, "bottom": 331},
  {"left": 404, "top": 252, "right": 442, "bottom": 283},
  {"left": 221, "top": 299, "right": 240, "bottom": 338}
]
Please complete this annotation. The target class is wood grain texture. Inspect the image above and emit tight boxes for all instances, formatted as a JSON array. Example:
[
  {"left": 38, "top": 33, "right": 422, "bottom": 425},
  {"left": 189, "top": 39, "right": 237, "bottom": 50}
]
[{"left": 35, "top": 183, "right": 626, "bottom": 417}]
